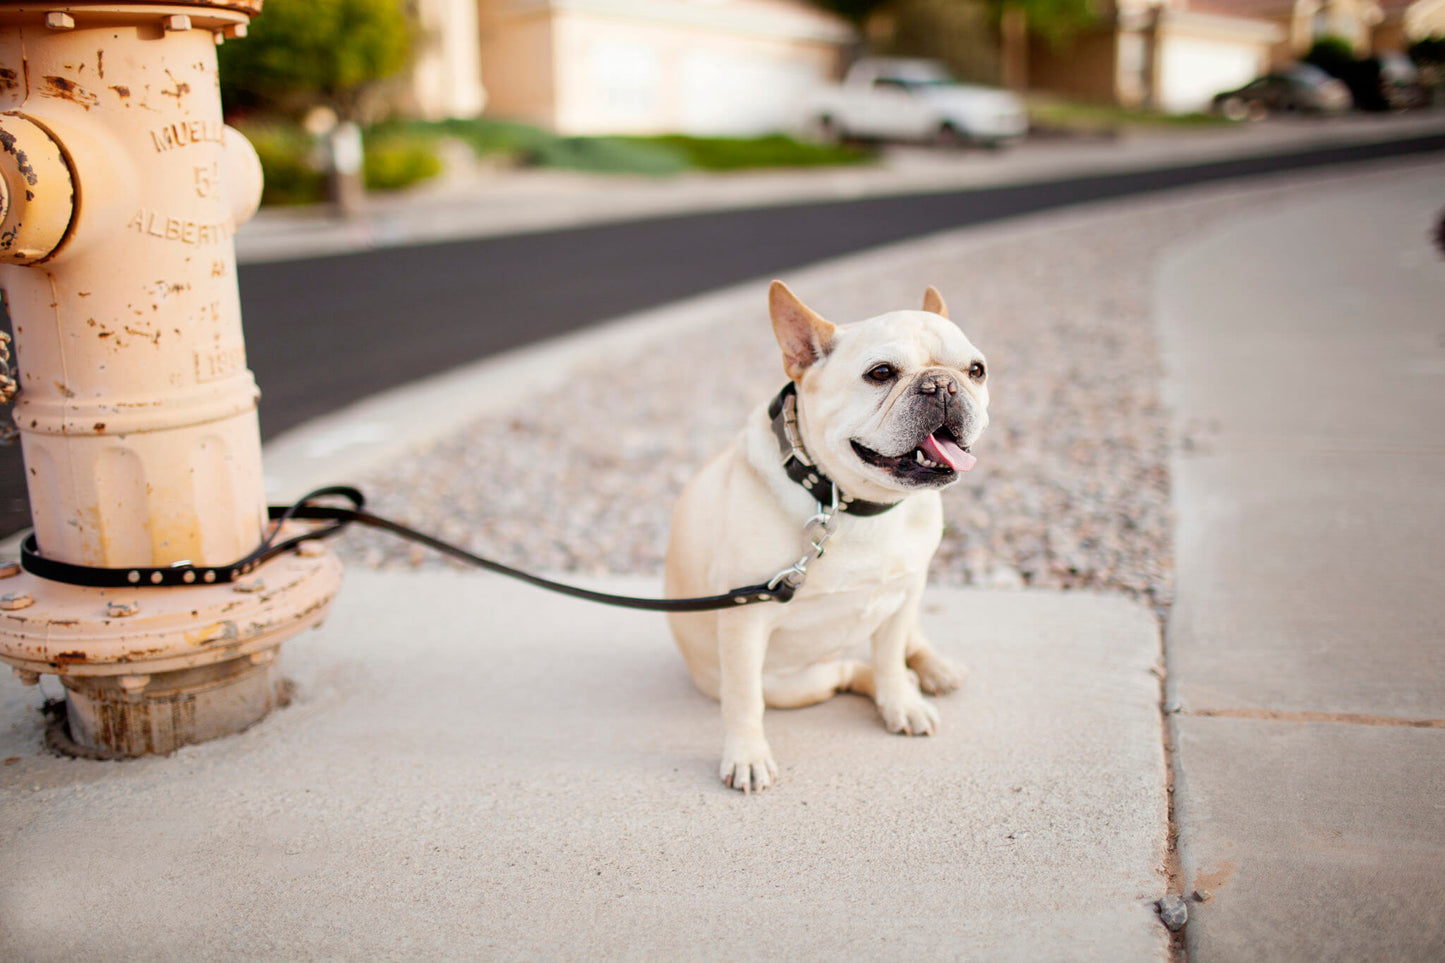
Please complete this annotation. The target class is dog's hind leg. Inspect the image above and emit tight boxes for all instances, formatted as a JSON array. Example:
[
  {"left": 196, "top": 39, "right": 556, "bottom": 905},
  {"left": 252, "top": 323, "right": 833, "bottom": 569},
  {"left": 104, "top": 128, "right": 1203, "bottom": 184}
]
[
  {"left": 905, "top": 632, "right": 966, "bottom": 696},
  {"left": 763, "top": 660, "right": 874, "bottom": 708}
]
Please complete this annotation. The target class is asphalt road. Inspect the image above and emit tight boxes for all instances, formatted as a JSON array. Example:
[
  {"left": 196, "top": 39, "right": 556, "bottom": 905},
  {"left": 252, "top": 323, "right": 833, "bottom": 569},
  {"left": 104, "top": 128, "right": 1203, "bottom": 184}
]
[{"left": 3, "top": 130, "right": 1444, "bottom": 539}]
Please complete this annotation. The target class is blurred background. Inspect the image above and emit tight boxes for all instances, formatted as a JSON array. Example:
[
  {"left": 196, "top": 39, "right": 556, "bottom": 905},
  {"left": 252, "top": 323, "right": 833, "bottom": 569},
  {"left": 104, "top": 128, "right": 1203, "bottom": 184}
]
[
  {"left": 213, "top": 0, "right": 1443, "bottom": 207},
  {"left": 1, "top": 0, "right": 1441, "bottom": 568}
]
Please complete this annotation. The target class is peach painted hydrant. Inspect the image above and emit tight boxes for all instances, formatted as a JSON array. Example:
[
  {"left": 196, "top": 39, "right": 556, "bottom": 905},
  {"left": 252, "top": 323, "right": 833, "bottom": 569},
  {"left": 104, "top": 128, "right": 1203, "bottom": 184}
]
[{"left": 0, "top": 0, "right": 343, "bottom": 756}]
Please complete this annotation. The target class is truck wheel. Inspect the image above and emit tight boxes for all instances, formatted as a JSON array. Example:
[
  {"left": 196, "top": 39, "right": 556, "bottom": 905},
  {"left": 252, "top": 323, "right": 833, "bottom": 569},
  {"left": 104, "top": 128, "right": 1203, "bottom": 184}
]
[
  {"left": 813, "top": 116, "right": 840, "bottom": 144},
  {"left": 935, "top": 123, "right": 966, "bottom": 150},
  {"left": 1219, "top": 96, "right": 1266, "bottom": 122}
]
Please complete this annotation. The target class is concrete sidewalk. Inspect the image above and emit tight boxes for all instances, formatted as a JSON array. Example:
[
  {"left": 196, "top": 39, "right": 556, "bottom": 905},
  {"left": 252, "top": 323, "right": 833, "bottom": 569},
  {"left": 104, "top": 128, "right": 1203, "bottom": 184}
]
[
  {"left": 0, "top": 576, "right": 1170, "bottom": 960},
  {"left": 1159, "top": 167, "right": 1445, "bottom": 959}
]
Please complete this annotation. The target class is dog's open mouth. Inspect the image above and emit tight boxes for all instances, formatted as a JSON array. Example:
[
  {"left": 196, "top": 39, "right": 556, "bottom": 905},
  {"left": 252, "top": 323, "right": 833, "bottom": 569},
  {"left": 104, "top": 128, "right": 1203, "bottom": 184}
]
[{"left": 852, "top": 429, "right": 976, "bottom": 480}]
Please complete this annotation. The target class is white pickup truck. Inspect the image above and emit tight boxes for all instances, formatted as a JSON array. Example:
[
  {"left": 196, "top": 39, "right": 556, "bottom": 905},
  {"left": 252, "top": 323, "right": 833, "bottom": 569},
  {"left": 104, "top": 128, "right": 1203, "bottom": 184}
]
[{"left": 810, "top": 58, "right": 1028, "bottom": 148}]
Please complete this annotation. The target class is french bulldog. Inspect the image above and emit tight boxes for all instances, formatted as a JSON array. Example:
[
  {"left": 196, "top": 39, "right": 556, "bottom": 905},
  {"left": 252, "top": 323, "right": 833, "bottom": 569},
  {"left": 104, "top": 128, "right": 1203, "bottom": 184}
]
[{"left": 665, "top": 280, "right": 989, "bottom": 792}]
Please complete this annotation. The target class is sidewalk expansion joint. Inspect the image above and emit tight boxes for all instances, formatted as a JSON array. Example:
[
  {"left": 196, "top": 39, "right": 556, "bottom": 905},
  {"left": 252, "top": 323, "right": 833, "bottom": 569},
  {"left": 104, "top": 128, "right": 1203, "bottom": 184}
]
[
  {"left": 1184, "top": 707, "right": 1445, "bottom": 729},
  {"left": 1154, "top": 659, "right": 1190, "bottom": 961}
]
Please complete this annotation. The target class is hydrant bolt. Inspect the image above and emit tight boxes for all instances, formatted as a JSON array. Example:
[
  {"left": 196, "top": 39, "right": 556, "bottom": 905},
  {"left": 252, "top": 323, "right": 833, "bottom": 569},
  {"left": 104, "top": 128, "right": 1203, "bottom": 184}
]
[{"left": 0, "top": 592, "right": 34, "bottom": 611}]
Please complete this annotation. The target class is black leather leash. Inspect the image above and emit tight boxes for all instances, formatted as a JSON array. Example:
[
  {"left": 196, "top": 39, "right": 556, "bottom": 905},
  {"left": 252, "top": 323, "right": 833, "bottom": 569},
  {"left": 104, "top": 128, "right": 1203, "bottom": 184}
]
[
  {"left": 19, "top": 386, "right": 896, "bottom": 612},
  {"left": 19, "top": 485, "right": 796, "bottom": 612}
]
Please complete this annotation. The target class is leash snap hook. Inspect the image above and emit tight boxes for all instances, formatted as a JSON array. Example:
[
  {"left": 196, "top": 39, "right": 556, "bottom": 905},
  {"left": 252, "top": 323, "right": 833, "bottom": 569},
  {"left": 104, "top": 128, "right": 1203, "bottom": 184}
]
[{"left": 768, "top": 557, "right": 811, "bottom": 592}]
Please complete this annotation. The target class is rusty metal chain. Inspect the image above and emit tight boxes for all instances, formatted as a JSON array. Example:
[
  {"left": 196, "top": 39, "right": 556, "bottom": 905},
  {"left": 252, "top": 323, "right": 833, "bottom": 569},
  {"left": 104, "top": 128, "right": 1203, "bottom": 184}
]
[{"left": 0, "top": 330, "right": 18, "bottom": 445}]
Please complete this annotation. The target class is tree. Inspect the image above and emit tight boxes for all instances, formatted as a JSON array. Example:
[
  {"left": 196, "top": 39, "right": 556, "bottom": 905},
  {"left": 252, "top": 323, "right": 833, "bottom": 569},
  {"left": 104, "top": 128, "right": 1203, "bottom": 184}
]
[
  {"left": 984, "top": 0, "right": 1095, "bottom": 45},
  {"left": 982, "top": 0, "right": 1097, "bottom": 90},
  {"left": 808, "top": 0, "right": 1095, "bottom": 89},
  {"left": 218, "top": 0, "right": 412, "bottom": 121}
]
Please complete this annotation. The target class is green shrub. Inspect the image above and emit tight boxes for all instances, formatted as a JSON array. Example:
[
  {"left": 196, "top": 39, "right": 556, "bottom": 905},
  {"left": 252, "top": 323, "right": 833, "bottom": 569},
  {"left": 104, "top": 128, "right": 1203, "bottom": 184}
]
[
  {"left": 1410, "top": 36, "right": 1445, "bottom": 67},
  {"left": 1304, "top": 35, "right": 1390, "bottom": 109},
  {"left": 239, "top": 123, "right": 326, "bottom": 206},
  {"left": 1303, "top": 35, "right": 1358, "bottom": 76},
  {"left": 363, "top": 133, "right": 443, "bottom": 192},
  {"left": 427, "top": 117, "right": 554, "bottom": 160}
]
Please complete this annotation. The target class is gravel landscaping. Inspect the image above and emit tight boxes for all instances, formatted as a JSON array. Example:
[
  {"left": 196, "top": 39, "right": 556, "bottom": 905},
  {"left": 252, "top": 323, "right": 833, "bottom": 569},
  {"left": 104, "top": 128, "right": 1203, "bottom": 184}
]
[{"left": 333, "top": 173, "right": 1382, "bottom": 616}]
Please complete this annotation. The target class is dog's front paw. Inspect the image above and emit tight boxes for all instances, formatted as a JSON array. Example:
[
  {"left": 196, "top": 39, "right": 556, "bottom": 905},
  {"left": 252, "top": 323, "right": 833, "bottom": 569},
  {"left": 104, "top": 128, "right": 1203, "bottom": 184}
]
[
  {"left": 720, "top": 736, "right": 777, "bottom": 794},
  {"left": 877, "top": 690, "right": 940, "bottom": 737},
  {"left": 908, "top": 648, "right": 967, "bottom": 696}
]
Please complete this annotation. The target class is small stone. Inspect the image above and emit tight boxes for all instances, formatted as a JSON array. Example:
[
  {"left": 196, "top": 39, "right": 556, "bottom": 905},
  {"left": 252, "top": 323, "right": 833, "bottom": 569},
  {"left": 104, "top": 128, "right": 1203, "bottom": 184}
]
[
  {"left": 1192, "top": 888, "right": 1213, "bottom": 903},
  {"left": 1157, "top": 894, "right": 1189, "bottom": 931}
]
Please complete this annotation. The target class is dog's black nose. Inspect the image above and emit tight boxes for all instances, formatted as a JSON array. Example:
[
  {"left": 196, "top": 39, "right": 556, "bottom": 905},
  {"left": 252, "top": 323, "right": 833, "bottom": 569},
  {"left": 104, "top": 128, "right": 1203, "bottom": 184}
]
[{"left": 916, "top": 372, "right": 959, "bottom": 397}]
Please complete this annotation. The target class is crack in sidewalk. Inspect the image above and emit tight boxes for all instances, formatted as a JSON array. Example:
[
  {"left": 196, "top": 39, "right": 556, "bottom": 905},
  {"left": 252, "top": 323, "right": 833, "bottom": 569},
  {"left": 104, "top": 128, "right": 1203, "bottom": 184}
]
[{"left": 1184, "top": 707, "right": 1445, "bottom": 729}]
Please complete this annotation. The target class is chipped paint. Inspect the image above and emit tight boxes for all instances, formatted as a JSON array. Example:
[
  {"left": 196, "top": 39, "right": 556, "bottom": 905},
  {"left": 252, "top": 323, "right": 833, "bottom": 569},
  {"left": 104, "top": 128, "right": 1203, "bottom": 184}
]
[
  {"left": 41, "top": 75, "right": 100, "bottom": 109},
  {"left": 159, "top": 69, "right": 189, "bottom": 107},
  {"left": 0, "top": 126, "right": 38, "bottom": 185},
  {"left": 185, "top": 621, "right": 237, "bottom": 646}
]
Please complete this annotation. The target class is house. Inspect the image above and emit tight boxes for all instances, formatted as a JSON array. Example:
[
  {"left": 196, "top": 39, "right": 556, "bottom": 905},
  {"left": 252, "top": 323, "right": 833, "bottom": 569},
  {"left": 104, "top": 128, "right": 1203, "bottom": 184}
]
[
  {"left": 402, "top": 0, "right": 489, "bottom": 120},
  {"left": 1372, "top": 0, "right": 1445, "bottom": 51},
  {"left": 1190, "top": 0, "right": 1445, "bottom": 58},
  {"left": 1025, "top": 0, "right": 1442, "bottom": 113},
  {"left": 1027, "top": 0, "right": 1285, "bottom": 113},
  {"left": 474, "top": 0, "right": 856, "bottom": 136}
]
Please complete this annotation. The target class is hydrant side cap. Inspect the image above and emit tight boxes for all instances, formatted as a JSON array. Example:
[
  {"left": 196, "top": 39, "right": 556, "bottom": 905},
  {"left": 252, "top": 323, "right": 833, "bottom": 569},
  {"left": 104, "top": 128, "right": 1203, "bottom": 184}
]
[{"left": 0, "top": 112, "right": 75, "bottom": 264}]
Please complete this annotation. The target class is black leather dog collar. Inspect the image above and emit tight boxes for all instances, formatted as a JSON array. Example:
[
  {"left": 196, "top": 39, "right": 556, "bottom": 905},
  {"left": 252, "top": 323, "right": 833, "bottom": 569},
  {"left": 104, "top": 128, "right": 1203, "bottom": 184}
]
[{"left": 767, "top": 383, "right": 899, "bottom": 517}]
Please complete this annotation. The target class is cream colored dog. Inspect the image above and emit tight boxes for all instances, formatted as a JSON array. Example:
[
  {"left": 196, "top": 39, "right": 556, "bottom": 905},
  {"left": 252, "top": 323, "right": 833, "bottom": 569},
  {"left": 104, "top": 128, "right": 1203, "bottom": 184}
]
[{"left": 665, "top": 280, "right": 989, "bottom": 792}]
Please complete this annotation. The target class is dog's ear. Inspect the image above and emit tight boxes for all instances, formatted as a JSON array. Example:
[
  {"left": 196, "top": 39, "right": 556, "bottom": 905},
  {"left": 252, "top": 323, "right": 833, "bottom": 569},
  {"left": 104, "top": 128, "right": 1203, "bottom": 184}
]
[
  {"left": 922, "top": 286, "right": 949, "bottom": 319},
  {"left": 770, "top": 280, "right": 836, "bottom": 381}
]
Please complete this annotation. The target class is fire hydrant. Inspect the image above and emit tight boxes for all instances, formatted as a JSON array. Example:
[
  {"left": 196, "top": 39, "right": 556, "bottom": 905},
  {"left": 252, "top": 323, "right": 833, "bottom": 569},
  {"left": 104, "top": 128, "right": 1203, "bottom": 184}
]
[{"left": 0, "top": 1, "right": 343, "bottom": 755}]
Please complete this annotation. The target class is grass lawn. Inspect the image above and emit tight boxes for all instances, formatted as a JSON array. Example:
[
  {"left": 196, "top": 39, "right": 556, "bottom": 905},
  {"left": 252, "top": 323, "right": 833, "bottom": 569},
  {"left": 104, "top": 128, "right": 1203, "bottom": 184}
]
[
  {"left": 237, "top": 115, "right": 880, "bottom": 205},
  {"left": 1026, "top": 97, "right": 1229, "bottom": 134}
]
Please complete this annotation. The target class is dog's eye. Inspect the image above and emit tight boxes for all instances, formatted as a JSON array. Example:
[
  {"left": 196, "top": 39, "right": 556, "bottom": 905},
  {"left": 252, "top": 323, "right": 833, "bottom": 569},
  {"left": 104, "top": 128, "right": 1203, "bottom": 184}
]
[
  {"left": 969, "top": 361, "right": 986, "bottom": 381},
  {"left": 865, "top": 364, "right": 896, "bottom": 383}
]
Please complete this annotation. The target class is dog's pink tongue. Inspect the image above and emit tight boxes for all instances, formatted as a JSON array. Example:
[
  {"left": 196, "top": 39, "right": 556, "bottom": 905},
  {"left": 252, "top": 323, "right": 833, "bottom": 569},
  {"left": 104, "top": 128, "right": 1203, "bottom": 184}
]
[{"left": 921, "top": 432, "right": 976, "bottom": 472}]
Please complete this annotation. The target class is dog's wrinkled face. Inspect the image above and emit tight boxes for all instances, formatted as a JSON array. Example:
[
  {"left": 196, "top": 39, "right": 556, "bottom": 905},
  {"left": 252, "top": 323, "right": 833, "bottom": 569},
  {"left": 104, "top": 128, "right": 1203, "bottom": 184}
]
[{"left": 770, "top": 281, "right": 989, "bottom": 504}]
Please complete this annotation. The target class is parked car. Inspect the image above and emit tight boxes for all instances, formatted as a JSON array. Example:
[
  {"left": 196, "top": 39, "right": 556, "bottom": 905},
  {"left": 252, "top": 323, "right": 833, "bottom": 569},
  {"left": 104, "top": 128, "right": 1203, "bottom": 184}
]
[
  {"left": 1211, "top": 64, "right": 1352, "bottom": 119},
  {"left": 810, "top": 58, "right": 1028, "bottom": 148},
  {"left": 1376, "top": 51, "right": 1428, "bottom": 109}
]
